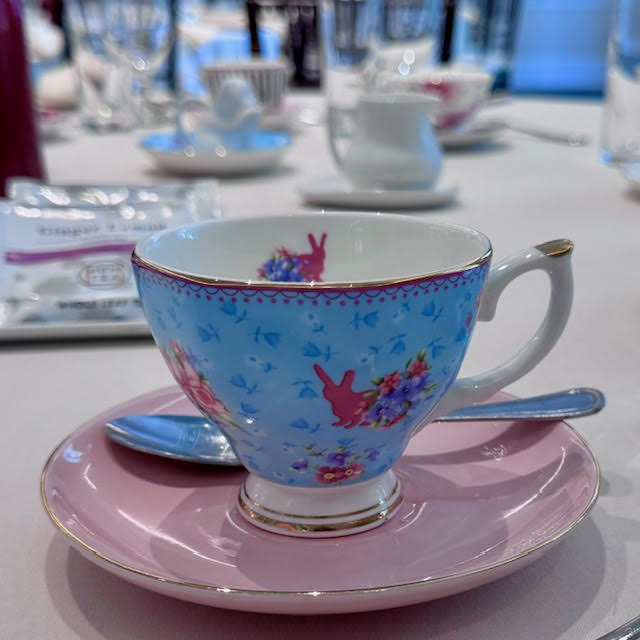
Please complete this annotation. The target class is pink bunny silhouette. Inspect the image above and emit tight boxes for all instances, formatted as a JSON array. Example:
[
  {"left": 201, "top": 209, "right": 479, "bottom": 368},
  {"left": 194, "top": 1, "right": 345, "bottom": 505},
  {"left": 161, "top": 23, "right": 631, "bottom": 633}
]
[
  {"left": 297, "top": 233, "right": 326, "bottom": 282},
  {"left": 314, "top": 364, "right": 372, "bottom": 429}
]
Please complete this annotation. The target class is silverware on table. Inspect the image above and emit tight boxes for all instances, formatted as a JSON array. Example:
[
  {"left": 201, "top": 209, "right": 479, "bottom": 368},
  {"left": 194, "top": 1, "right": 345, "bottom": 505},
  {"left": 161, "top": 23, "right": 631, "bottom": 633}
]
[
  {"left": 597, "top": 613, "right": 640, "bottom": 640},
  {"left": 105, "top": 388, "right": 605, "bottom": 466},
  {"left": 481, "top": 117, "right": 591, "bottom": 146}
]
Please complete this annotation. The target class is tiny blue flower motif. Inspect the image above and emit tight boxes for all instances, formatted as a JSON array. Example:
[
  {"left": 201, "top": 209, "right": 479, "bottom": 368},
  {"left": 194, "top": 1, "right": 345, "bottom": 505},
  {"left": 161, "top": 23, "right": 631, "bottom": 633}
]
[
  {"left": 198, "top": 323, "right": 220, "bottom": 343},
  {"left": 230, "top": 374, "right": 248, "bottom": 388},
  {"left": 290, "top": 418, "right": 310, "bottom": 430},
  {"left": 428, "top": 337, "right": 446, "bottom": 358},
  {"left": 252, "top": 328, "right": 281, "bottom": 348},
  {"left": 350, "top": 311, "right": 379, "bottom": 330},
  {"left": 298, "top": 386, "right": 318, "bottom": 400},
  {"left": 241, "top": 402, "right": 260, "bottom": 416},
  {"left": 391, "top": 374, "right": 429, "bottom": 403},
  {"left": 356, "top": 352, "right": 374, "bottom": 366},
  {"left": 245, "top": 355, "right": 263, "bottom": 368},
  {"left": 302, "top": 312, "right": 319, "bottom": 326},
  {"left": 365, "top": 448, "right": 381, "bottom": 461},
  {"left": 327, "top": 450, "right": 352, "bottom": 465},
  {"left": 291, "top": 458, "right": 308, "bottom": 472},
  {"left": 292, "top": 379, "right": 317, "bottom": 399},
  {"left": 153, "top": 309, "right": 167, "bottom": 331},
  {"left": 303, "top": 341, "right": 322, "bottom": 358},
  {"left": 221, "top": 300, "right": 237, "bottom": 316},
  {"left": 259, "top": 250, "right": 308, "bottom": 282},
  {"left": 367, "top": 402, "right": 392, "bottom": 422}
]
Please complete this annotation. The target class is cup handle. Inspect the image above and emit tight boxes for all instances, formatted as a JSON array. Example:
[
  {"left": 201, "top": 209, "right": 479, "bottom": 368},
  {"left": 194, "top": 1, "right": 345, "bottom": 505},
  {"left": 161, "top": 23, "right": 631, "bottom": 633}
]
[
  {"left": 327, "top": 106, "right": 355, "bottom": 169},
  {"left": 420, "top": 239, "right": 574, "bottom": 428}
]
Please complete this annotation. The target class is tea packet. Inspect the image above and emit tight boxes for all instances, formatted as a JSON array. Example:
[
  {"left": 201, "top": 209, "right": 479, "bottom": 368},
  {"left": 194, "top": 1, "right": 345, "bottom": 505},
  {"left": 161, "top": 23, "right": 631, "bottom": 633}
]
[{"left": 0, "top": 180, "right": 221, "bottom": 326}]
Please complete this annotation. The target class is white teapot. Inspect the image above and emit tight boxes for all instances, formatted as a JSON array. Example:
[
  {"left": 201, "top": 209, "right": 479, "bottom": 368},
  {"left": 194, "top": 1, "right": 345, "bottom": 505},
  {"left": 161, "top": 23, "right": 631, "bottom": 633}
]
[{"left": 329, "top": 92, "right": 443, "bottom": 190}]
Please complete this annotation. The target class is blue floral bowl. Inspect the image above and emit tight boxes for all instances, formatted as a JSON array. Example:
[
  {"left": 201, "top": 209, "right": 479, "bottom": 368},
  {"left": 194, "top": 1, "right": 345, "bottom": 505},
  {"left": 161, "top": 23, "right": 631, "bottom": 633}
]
[{"left": 132, "top": 212, "right": 573, "bottom": 537}]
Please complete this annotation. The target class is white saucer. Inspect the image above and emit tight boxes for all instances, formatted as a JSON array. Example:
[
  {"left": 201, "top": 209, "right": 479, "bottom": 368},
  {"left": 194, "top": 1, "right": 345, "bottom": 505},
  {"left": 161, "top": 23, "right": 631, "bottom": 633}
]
[
  {"left": 140, "top": 130, "right": 292, "bottom": 176},
  {"left": 299, "top": 175, "right": 459, "bottom": 210},
  {"left": 437, "top": 119, "right": 505, "bottom": 149}
]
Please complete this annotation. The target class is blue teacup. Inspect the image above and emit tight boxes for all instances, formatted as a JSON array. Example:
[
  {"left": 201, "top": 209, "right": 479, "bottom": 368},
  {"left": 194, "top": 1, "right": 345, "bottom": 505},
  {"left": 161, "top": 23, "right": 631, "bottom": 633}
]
[{"left": 133, "top": 212, "right": 573, "bottom": 537}]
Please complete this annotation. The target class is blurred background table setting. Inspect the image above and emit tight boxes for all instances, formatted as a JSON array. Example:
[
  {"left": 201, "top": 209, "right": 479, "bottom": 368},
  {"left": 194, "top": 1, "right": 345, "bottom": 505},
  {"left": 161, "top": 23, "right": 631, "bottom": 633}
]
[{"left": 3, "top": 0, "right": 640, "bottom": 639}]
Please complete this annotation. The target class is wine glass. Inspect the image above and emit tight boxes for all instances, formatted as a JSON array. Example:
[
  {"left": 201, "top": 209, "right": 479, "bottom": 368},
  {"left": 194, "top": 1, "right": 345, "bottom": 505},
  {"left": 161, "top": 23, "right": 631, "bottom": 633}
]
[
  {"left": 65, "top": 0, "right": 136, "bottom": 132},
  {"left": 101, "top": 0, "right": 173, "bottom": 126}
]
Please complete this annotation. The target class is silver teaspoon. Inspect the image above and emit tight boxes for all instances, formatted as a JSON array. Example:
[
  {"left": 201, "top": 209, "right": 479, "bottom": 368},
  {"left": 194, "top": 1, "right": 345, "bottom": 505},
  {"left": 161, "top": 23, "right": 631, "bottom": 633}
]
[
  {"left": 105, "top": 388, "right": 604, "bottom": 466},
  {"left": 597, "top": 613, "right": 640, "bottom": 640}
]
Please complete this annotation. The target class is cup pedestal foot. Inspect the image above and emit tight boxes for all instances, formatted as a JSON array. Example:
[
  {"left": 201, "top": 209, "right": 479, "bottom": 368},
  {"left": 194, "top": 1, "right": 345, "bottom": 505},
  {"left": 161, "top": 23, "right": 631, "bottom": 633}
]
[{"left": 237, "top": 469, "right": 403, "bottom": 538}]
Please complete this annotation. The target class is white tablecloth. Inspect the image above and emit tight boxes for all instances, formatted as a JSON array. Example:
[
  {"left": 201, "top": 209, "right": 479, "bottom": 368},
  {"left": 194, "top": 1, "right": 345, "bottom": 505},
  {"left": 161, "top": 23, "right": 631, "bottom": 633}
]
[{"left": 3, "top": 95, "right": 640, "bottom": 639}]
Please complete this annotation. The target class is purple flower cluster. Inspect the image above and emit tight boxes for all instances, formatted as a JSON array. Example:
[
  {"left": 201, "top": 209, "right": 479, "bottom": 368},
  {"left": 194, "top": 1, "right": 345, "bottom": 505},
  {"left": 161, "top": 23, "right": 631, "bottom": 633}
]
[
  {"left": 363, "top": 350, "right": 435, "bottom": 430},
  {"left": 258, "top": 248, "right": 309, "bottom": 282}
]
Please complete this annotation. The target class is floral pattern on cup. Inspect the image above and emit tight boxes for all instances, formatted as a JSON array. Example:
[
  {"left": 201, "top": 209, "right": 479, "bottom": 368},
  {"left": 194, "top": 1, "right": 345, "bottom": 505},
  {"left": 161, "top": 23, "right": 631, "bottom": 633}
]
[
  {"left": 288, "top": 443, "right": 367, "bottom": 485},
  {"left": 258, "top": 233, "right": 326, "bottom": 282},
  {"left": 314, "top": 348, "right": 437, "bottom": 431},
  {"left": 161, "top": 338, "right": 239, "bottom": 429},
  {"left": 133, "top": 256, "right": 490, "bottom": 488}
]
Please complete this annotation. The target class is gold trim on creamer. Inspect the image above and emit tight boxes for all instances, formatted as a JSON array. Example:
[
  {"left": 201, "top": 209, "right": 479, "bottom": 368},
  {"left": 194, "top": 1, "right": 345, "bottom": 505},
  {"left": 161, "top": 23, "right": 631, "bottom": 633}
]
[
  {"left": 237, "top": 490, "right": 404, "bottom": 533},
  {"left": 40, "top": 421, "right": 600, "bottom": 598},
  {"left": 239, "top": 480, "right": 401, "bottom": 520},
  {"left": 535, "top": 239, "right": 574, "bottom": 258},
  {"left": 131, "top": 246, "right": 493, "bottom": 290}
]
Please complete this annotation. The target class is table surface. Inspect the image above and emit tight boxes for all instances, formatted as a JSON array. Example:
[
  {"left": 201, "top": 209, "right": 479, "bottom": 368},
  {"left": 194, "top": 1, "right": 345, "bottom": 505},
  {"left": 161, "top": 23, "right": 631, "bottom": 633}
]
[{"left": 3, "top": 95, "right": 640, "bottom": 640}]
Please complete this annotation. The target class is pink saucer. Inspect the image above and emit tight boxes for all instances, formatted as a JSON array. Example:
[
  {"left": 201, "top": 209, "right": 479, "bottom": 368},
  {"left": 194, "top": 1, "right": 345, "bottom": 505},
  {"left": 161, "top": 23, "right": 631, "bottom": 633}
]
[{"left": 41, "top": 387, "right": 599, "bottom": 615}]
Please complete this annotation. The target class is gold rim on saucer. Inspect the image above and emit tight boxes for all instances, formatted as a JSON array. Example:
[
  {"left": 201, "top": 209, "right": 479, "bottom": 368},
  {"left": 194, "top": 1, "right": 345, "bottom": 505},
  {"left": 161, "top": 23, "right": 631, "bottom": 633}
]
[{"left": 40, "top": 413, "right": 600, "bottom": 599}]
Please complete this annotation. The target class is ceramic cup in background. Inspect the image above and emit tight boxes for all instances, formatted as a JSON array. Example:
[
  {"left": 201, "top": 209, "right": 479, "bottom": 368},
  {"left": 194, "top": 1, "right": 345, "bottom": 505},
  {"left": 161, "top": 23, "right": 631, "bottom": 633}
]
[
  {"left": 328, "top": 92, "right": 443, "bottom": 189},
  {"left": 132, "top": 213, "right": 573, "bottom": 537},
  {"left": 200, "top": 59, "right": 289, "bottom": 112},
  {"left": 381, "top": 65, "right": 493, "bottom": 130}
]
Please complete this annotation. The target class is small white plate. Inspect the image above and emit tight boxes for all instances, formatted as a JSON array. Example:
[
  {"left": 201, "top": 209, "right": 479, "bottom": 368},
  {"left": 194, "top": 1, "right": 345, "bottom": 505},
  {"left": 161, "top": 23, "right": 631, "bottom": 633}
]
[
  {"left": 299, "top": 175, "right": 459, "bottom": 210},
  {"left": 437, "top": 119, "right": 505, "bottom": 149},
  {"left": 140, "top": 130, "right": 292, "bottom": 176}
]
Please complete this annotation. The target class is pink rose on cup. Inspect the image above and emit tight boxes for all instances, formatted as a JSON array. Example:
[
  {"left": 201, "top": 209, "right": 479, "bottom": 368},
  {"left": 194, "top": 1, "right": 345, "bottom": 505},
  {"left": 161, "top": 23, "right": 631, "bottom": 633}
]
[
  {"left": 185, "top": 380, "right": 228, "bottom": 419},
  {"left": 161, "top": 339, "right": 235, "bottom": 427}
]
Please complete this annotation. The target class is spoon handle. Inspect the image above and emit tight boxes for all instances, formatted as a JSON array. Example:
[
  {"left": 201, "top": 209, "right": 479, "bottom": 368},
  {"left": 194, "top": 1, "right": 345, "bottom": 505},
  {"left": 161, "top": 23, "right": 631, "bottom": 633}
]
[
  {"left": 596, "top": 614, "right": 640, "bottom": 640},
  {"left": 480, "top": 117, "right": 590, "bottom": 146},
  {"left": 436, "top": 388, "right": 605, "bottom": 422},
  {"left": 505, "top": 119, "right": 590, "bottom": 146}
]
